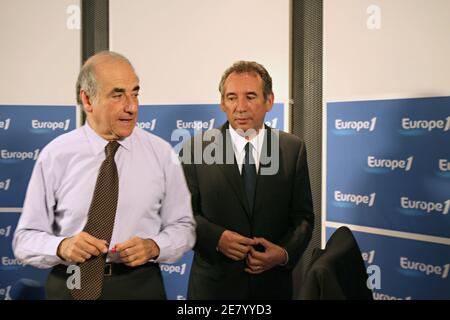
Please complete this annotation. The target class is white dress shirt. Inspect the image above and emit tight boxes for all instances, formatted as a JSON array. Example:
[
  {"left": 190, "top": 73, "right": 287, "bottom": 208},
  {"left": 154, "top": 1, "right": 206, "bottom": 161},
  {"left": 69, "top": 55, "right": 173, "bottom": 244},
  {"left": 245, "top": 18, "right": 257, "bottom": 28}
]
[
  {"left": 13, "top": 123, "right": 196, "bottom": 268},
  {"left": 228, "top": 125, "right": 265, "bottom": 174}
]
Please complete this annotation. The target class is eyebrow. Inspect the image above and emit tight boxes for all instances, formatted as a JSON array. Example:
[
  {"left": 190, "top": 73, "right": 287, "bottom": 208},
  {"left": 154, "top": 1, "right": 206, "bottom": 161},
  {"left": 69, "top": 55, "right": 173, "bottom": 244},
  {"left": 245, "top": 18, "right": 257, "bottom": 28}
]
[
  {"left": 226, "top": 91, "right": 257, "bottom": 97},
  {"left": 109, "top": 85, "right": 140, "bottom": 95}
]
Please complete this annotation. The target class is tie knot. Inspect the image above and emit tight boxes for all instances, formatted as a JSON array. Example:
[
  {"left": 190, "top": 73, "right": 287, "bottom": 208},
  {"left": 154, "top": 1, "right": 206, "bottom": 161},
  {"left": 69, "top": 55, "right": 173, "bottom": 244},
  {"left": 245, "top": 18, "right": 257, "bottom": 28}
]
[
  {"left": 244, "top": 142, "right": 254, "bottom": 164},
  {"left": 105, "top": 141, "right": 120, "bottom": 159}
]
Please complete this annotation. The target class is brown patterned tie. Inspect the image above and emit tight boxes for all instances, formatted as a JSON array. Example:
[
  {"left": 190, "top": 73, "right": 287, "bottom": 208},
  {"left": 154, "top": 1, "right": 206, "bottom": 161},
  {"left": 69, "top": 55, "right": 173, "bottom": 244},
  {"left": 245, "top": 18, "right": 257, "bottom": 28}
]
[{"left": 71, "top": 141, "right": 120, "bottom": 300}]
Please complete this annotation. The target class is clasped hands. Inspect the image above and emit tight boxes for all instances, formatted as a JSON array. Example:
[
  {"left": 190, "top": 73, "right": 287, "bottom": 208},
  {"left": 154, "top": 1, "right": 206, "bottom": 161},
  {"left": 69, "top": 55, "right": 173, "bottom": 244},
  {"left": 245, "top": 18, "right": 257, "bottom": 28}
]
[
  {"left": 57, "top": 231, "right": 160, "bottom": 267},
  {"left": 217, "top": 230, "right": 287, "bottom": 274}
]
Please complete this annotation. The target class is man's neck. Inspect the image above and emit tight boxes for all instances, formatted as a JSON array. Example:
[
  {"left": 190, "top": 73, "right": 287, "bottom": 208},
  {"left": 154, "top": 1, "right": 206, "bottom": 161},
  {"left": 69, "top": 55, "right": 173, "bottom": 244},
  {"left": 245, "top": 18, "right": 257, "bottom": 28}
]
[{"left": 229, "top": 125, "right": 264, "bottom": 141}]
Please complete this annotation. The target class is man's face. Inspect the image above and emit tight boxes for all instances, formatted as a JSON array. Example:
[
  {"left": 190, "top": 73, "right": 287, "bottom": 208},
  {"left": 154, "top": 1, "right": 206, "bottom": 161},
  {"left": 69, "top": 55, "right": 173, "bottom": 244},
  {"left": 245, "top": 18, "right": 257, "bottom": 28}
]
[
  {"left": 84, "top": 59, "right": 140, "bottom": 140},
  {"left": 221, "top": 72, "right": 273, "bottom": 134}
]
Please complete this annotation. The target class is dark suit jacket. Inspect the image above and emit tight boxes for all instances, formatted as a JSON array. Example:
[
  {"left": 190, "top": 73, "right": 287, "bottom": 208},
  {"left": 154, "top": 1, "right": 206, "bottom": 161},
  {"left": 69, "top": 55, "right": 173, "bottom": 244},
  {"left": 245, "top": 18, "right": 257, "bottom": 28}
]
[
  {"left": 181, "top": 123, "right": 314, "bottom": 299},
  {"left": 299, "top": 226, "right": 373, "bottom": 300}
]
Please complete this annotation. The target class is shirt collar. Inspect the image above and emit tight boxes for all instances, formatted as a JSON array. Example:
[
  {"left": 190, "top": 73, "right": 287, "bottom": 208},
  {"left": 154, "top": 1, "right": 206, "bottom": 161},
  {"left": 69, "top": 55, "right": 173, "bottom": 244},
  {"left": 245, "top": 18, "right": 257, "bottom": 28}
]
[
  {"left": 83, "top": 121, "right": 132, "bottom": 155},
  {"left": 228, "top": 124, "right": 265, "bottom": 155}
]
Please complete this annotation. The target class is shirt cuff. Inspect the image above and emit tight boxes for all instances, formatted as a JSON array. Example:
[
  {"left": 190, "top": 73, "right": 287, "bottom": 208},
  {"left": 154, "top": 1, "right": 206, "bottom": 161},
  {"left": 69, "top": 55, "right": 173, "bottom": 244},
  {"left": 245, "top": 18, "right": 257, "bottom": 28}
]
[
  {"left": 49, "top": 236, "right": 67, "bottom": 261},
  {"left": 279, "top": 248, "right": 289, "bottom": 266},
  {"left": 150, "top": 234, "right": 172, "bottom": 262}
]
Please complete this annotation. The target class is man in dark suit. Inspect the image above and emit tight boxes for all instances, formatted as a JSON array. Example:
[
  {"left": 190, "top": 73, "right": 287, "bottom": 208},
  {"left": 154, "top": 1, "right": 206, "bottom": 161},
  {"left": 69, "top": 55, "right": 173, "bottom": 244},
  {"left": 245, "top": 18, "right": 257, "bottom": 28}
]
[{"left": 181, "top": 61, "right": 314, "bottom": 299}]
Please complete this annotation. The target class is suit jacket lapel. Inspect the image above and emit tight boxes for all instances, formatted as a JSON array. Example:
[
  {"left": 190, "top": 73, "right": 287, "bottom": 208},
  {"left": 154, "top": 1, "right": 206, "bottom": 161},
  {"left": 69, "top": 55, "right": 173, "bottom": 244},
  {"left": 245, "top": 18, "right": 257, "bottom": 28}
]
[
  {"left": 254, "top": 126, "right": 280, "bottom": 216},
  {"left": 215, "top": 123, "right": 252, "bottom": 218}
]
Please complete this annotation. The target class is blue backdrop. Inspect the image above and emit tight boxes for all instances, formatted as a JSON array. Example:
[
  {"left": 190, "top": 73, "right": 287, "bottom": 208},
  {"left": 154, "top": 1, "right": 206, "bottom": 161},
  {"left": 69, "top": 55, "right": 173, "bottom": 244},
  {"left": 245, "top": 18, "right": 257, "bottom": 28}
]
[
  {"left": 0, "top": 105, "right": 76, "bottom": 299},
  {"left": 326, "top": 96, "right": 450, "bottom": 299}
]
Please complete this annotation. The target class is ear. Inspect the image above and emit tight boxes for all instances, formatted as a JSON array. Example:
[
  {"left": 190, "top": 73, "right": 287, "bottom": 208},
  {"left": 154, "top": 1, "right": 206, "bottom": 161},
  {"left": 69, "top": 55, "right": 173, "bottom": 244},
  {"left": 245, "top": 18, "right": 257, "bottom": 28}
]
[
  {"left": 80, "top": 90, "right": 94, "bottom": 113},
  {"left": 265, "top": 93, "right": 274, "bottom": 112},
  {"left": 220, "top": 99, "right": 226, "bottom": 112}
]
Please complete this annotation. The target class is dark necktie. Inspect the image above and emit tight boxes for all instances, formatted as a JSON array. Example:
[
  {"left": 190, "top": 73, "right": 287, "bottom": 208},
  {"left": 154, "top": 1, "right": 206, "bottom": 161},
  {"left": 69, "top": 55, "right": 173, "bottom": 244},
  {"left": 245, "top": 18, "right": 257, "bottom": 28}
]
[
  {"left": 242, "top": 142, "right": 257, "bottom": 213},
  {"left": 71, "top": 141, "right": 120, "bottom": 300}
]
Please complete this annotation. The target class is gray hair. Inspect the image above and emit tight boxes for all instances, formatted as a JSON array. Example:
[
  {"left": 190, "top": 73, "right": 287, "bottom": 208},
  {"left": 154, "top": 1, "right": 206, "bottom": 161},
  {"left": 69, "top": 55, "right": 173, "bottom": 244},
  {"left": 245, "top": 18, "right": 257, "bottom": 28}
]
[
  {"left": 76, "top": 51, "right": 136, "bottom": 107},
  {"left": 218, "top": 60, "right": 273, "bottom": 101}
]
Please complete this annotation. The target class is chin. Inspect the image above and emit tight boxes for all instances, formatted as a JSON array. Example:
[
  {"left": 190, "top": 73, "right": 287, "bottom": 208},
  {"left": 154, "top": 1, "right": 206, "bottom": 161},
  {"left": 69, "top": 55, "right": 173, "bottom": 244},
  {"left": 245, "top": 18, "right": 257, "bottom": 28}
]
[
  {"left": 234, "top": 125, "right": 253, "bottom": 132},
  {"left": 115, "top": 129, "right": 134, "bottom": 139}
]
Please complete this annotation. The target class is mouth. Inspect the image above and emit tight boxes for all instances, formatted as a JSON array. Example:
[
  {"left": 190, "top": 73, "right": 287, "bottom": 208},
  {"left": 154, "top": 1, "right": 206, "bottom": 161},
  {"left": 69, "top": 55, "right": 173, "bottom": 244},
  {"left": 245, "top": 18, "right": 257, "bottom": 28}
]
[
  {"left": 235, "top": 118, "right": 250, "bottom": 124},
  {"left": 119, "top": 118, "right": 135, "bottom": 125}
]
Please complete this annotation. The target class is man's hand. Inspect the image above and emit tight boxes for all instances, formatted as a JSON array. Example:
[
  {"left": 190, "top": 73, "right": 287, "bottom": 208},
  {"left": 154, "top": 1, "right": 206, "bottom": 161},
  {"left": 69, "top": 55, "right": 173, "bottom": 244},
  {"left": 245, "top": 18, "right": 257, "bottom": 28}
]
[
  {"left": 217, "top": 230, "right": 257, "bottom": 261},
  {"left": 57, "top": 231, "right": 108, "bottom": 263},
  {"left": 245, "top": 237, "right": 287, "bottom": 274},
  {"left": 115, "top": 236, "right": 160, "bottom": 267}
]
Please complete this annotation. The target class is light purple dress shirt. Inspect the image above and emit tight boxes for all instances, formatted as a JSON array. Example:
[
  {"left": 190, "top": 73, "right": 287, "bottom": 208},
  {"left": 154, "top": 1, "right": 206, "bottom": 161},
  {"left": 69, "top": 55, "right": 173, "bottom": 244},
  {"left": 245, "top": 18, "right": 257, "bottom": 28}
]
[{"left": 13, "top": 123, "right": 196, "bottom": 268}]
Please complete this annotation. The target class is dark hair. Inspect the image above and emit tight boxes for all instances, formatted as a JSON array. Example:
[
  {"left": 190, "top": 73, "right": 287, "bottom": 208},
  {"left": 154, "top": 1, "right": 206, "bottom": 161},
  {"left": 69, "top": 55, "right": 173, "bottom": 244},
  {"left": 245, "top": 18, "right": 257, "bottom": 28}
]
[{"left": 219, "top": 60, "right": 273, "bottom": 101}]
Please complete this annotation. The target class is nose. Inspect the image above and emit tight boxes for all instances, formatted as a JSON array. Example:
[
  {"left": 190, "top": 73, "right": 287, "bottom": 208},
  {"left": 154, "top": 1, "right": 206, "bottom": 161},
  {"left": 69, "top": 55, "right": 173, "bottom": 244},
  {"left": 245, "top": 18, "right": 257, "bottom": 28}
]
[
  {"left": 124, "top": 94, "right": 138, "bottom": 114},
  {"left": 236, "top": 97, "right": 248, "bottom": 112}
]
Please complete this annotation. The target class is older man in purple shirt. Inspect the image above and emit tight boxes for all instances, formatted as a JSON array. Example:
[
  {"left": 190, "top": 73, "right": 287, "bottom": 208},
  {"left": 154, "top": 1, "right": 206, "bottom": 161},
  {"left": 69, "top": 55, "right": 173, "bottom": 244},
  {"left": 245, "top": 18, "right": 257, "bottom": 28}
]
[{"left": 13, "top": 51, "right": 195, "bottom": 300}]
